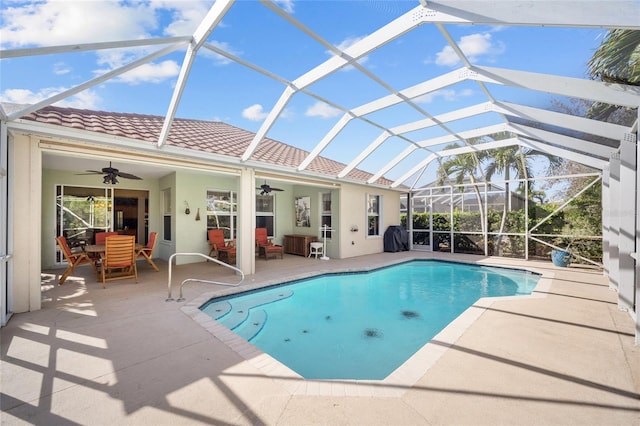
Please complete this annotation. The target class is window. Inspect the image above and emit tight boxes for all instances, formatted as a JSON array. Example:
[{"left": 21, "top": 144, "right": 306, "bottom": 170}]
[
  {"left": 206, "top": 190, "right": 236, "bottom": 240},
  {"left": 256, "top": 194, "right": 275, "bottom": 236},
  {"left": 162, "top": 188, "right": 171, "bottom": 241},
  {"left": 320, "top": 192, "right": 332, "bottom": 239},
  {"left": 367, "top": 194, "right": 381, "bottom": 236}
]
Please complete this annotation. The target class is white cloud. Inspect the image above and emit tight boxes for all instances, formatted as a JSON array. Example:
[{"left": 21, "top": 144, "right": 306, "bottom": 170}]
[
  {"left": 115, "top": 60, "right": 181, "bottom": 84},
  {"left": 0, "top": 1, "right": 239, "bottom": 88},
  {"left": 0, "top": 1, "right": 157, "bottom": 48},
  {"left": 0, "top": 87, "right": 101, "bottom": 109},
  {"left": 435, "top": 33, "right": 505, "bottom": 67},
  {"left": 242, "top": 104, "right": 269, "bottom": 121},
  {"left": 305, "top": 102, "right": 341, "bottom": 119},
  {"left": 275, "top": 0, "right": 295, "bottom": 14},
  {"left": 413, "top": 89, "right": 474, "bottom": 104},
  {"left": 90, "top": 46, "right": 182, "bottom": 84},
  {"left": 159, "top": 1, "right": 215, "bottom": 36}
]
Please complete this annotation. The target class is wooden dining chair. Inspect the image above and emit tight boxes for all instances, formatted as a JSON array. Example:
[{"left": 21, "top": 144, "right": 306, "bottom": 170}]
[
  {"left": 136, "top": 231, "right": 159, "bottom": 271},
  {"left": 95, "top": 231, "right": 118, "bottom": 245},
  {"left": 56, "top": 236, "right": 96, "bottom": 285},
  {"left": 208, "top": 229, "right": 234, "bottom": 259},
  {"left": 100, "top": 235, "right": 138, "bottom": 288}
]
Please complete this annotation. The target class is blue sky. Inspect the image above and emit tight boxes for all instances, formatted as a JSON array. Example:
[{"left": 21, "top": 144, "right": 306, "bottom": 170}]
[{"left": 0, "top": 0, "right": 606, "bottom": 186}]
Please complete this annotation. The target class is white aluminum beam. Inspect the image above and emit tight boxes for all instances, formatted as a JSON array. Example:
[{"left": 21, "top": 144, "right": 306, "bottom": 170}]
[
  {"left": 0, "top": 36, "right": 191, "bottom": 59},
  {"left": 390, "top": 138, "right": 521, "bottom": 187},
  {"left": 338, "top": 131, "right": 392, "bottom": 178},
  {"left": 241, "top": 85, "right": 296, "bottom": 162},
  {"left": 292, "top": 6, "right": 424, "bottom": 90},
  {"left": 519, "top": 138, "right": 607, "bottom": 170},
  {"left": 609, "top": 153, "right": 621, "bottom": 290},
  {"left": 602, "top": 165, "right": 611, "bottom": 276},
  {"left": 368, "top": 145, "right": 419, "bottom": 184},
  {"left": 496, "top": 101, "right": 630, "bottom": 142},
  {"left": 423, "top": 1, "right": 640, "bottom": 29},
  {"left": 338, "top": 102, "right": 495, "bottom": 178},
  {"left": 417, "top": 123, "right": 509, "bottom": 148},
  {"left": 473, "top": 66, "right": 640, "bottom": 108},
  {"left": 298, "top": 114, "right": 354, "bottom": 171},
  {"left": 618, "top": 134, "right": 637, "bottom": 312},
  {"left": 243, "top": 4, "right": 427, "bottom": 163},
  {"left": 389, "top": 135, "right": 606, "bottom": 188},
  {"left": 157, "top": 0, "right": 234, "bottom": 148},
  {"left": 390, "top": 102, "right": 493, "bottom": 135},
  {"left": 369, "top": 123, "right": 507, "bottom": 185},
  {"left": 507, "top": 123, "right": 615, "bottom": 159},
  {"left": 351, "top": 68, "right": 467, "bottom": 117}
]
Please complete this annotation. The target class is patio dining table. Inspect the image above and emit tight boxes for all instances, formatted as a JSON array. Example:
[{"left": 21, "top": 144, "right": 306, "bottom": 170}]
[{"left": 84, "top": 243, "right": 144, "bottom": 255}]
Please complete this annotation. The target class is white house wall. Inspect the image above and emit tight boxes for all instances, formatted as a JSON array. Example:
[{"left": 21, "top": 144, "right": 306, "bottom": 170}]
[{"left": 338, "top": 183, "right": 401, "bottom": 259}]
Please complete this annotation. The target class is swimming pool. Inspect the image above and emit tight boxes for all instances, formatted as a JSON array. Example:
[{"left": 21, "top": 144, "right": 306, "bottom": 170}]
[{"left": 200, "top": 260, "right": 540, "bottom": 380}]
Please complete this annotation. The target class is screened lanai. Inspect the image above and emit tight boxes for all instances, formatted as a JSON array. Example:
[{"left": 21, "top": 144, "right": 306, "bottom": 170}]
[{"left": 1, "top": 1, "right": 639, "bottom": 343}]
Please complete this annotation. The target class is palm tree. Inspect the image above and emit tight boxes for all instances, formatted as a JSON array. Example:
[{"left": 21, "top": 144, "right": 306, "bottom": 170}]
[
  {"left": 588, "top": 29, "right": 640, "bottom": 85},
  {"left": 483, "top": 133, "right": 562, "bottom": 237},
  {"left": 587, "top": 29, "right": 640, "bottom": 121},
  {"left": 436, "top": 142, "right": 487, "bottom": 234}
]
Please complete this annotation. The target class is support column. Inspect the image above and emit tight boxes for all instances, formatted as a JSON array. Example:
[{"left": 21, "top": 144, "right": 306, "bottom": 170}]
[
  {"left": 619, "top": 137, "right": 636, "bottom": 313},
  {"left": 0, "top": 121, "right": 11, "bottom": 325},
  {"left": 429, "top": 190, "right": 434, "bottom": 251},
  {"left": 602, "top": 166, "right": 610, "bottom": 277},
  {"left": 10, "top": 134, "right": 41, "bottom": 313},
  {"left": 407, "top": 192, "right": 413, "bottom": 250},
  {"left": 609, "top": 153, "right": 620, "bottom": 291},
  {"left": 237, "top": 168, "right": 255, "bottom": 276}
]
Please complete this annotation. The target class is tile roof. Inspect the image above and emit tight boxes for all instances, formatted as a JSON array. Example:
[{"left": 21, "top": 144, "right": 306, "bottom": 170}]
[{"left": 18, "top": 106, "right": 394, "bottom": 187}]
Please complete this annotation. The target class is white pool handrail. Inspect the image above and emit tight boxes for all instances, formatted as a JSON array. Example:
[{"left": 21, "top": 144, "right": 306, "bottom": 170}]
[{"left": 167, "top": 252, "right": 244, "bottom": 302}]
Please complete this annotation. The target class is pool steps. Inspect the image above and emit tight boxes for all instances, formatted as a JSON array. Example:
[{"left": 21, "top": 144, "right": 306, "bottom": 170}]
[{"left": 202, "top": 290, "right": 293, "bottom": 341}]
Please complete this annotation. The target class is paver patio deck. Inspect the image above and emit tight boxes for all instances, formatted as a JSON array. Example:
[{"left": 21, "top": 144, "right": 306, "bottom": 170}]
[{"left": 1, "top": 251, "right": 639, "bottom": 425}]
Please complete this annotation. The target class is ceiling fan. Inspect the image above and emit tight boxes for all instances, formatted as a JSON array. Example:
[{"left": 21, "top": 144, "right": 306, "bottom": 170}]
[
  {"left": 77, "top": 162, "right": 143, "bottom": 184},
  {"left": 257, "top": 180, "right": 284, "bottom": 195}
]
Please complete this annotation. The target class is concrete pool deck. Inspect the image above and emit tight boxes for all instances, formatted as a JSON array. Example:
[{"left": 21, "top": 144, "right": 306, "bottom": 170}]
[{"left": 2, "top": 251, "right": 639, "bottom": 425}]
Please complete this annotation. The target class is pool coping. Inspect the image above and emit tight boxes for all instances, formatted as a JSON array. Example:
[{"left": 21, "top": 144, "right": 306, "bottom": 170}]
[{"left": 181, "top": 256, "right": 554, "bottom": 397}]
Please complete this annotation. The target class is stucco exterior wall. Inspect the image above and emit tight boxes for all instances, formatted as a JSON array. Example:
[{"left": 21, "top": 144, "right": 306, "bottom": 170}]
[
  {"left": 338, "top": 183, "right": 402, "bottom": 259},
  {"left": 10, "top": 134, "right": 41, "bottom": 313}
]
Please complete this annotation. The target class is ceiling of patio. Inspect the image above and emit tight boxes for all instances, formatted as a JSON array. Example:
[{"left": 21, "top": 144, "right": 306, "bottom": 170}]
[{"left": 2, "top": 1, "right": 639, "bottom": 190}]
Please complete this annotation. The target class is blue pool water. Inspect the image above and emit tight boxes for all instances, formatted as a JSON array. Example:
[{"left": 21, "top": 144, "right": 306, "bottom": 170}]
[{"left": 200, "top": 260, "right": 539, "bottom": 380}]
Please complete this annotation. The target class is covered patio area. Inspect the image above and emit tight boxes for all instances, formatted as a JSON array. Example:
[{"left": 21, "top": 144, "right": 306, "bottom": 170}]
[{"left": 2, "top": 252, "right": 638, "bottom": 425}]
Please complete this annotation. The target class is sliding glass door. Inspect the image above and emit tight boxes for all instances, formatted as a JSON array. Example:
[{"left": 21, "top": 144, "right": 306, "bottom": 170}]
[{"left": 56, "top": 185, "right": 112, "bottom": 263}]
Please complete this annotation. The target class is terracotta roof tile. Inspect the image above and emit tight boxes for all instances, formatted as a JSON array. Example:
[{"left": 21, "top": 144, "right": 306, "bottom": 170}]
[{"left": 19, "top": 105, "right": 394, "bottom": 186}]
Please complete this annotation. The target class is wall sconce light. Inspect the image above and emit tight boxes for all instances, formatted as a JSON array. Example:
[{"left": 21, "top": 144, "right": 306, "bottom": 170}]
[
  {"left": 184, "top": 201, "right": 191, "bottom": 215},
  {"left": 350, "top": 225, "right": 359, "bottom": 232}
]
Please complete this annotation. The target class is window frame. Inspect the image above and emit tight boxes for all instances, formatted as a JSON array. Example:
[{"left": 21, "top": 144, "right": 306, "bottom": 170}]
[
  {"left": 320, "top": 192, "right": 332, "bottom": 239},
  {"left": 206, "top": 190, "right": 236, "bottom": 240},
  {"left": 366, "top": 193, "right": 382, "bottom": 237},
  {"left": 256, "top": 193, "right": 276, "bottom": 237},
  {"left": 162, "top": 188, "right": 172, "bottom": 241}
]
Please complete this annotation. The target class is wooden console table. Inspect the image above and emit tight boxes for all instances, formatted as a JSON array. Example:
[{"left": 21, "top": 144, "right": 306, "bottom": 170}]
[{"left": 283, "top": 234, "right": 317, "bottom": 257}]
